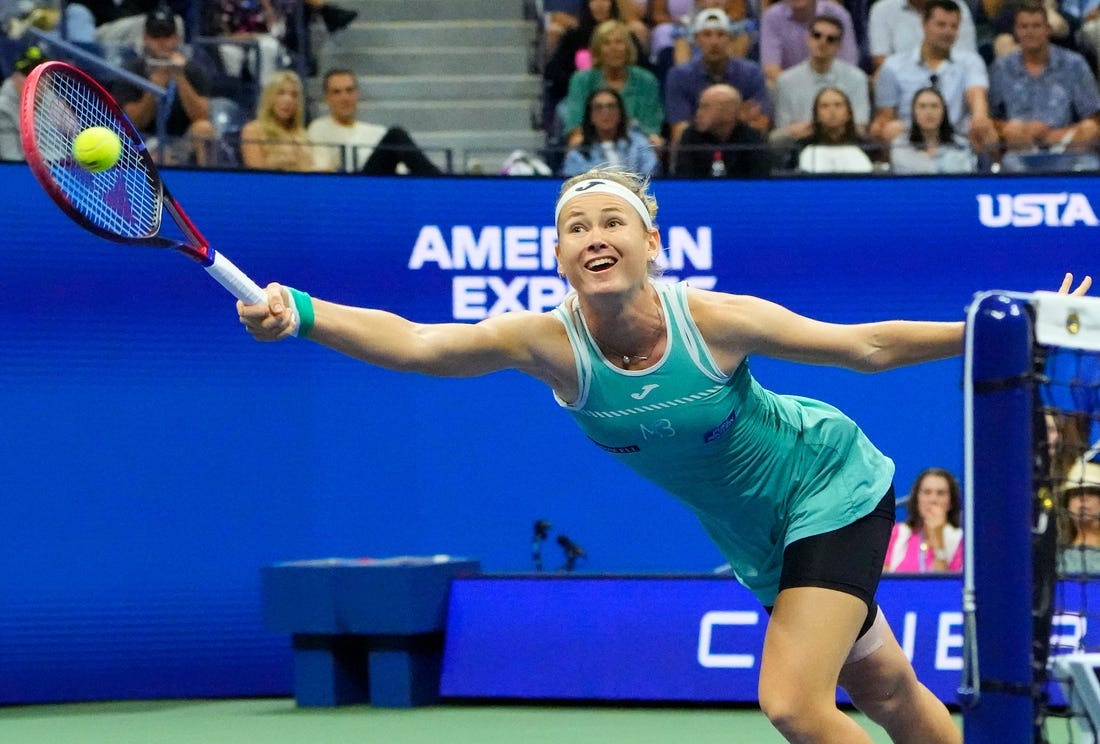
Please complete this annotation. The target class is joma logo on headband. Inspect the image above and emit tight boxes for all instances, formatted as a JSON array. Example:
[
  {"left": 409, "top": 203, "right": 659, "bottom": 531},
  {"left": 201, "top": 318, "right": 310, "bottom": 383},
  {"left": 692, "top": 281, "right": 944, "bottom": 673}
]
[{"left": 575, "top": 181, "right": 606, "bottom": 191}]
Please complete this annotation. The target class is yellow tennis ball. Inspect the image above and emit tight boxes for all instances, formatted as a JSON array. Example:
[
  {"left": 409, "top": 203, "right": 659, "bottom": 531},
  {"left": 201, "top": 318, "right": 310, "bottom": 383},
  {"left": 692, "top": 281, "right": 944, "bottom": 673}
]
[{"left": 72, "top": 126, "right": 123, "bottom": 172}]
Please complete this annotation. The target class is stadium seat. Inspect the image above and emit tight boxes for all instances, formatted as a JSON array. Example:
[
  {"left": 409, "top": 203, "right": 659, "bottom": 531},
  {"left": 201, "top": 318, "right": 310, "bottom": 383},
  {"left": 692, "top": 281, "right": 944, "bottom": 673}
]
[{"left": 208, "top": 96, "right": 244, "bottom": 166}]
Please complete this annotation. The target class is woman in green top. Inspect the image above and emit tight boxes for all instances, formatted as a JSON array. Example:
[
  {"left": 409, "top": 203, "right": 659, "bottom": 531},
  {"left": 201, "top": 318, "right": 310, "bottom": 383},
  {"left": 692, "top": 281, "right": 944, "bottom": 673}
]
[
  {"left": 560, "top": 20, "right": 666, "bottom": 148},
  {"left": 238, "top": 168, "right": 1089, "bottom": 743}
]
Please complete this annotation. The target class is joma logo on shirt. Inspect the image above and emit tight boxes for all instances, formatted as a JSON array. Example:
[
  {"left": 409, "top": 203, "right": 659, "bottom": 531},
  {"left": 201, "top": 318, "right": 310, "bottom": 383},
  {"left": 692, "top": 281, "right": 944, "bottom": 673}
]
[{"left": 977, "top": 193, "right": 1099, "bottom": 228}]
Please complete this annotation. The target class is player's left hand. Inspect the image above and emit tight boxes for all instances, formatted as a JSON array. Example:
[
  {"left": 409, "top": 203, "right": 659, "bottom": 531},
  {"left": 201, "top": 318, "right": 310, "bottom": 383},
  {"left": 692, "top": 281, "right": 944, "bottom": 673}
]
[{"left": 1057, "top": 272, "right": 1093, "bottom": 296}]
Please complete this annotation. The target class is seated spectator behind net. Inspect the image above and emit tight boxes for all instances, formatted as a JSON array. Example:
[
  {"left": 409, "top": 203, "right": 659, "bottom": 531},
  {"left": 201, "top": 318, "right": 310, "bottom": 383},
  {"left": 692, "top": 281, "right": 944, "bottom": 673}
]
[
  {"left": 1057, "top": 458, "right": 1100, "bottom": 575},
  {"left": 559, "top": 19, "right": 665, "bottom": 147},
  {"left": 868, "top": 0, "right": 979, "bottom": 74},
  {"left": 770, "top": 15, "right": 869, "bottom": 152},
  {"left": 112, "top": 6, "right": 217, "bottom": 166},
  {"left": 989, "top": 2, "right": 1100, "bottom": 153},
  {"left": 543, "top": 0, "right": 649, "bottom": 133},
  {"left": 83, "top": 0, "right": 188, "bottom": 64},
  {"left": 649, "top": 0, "right": 756, "bottom": 74},
  {"left": 884, "top": 467, "right": 964, "bottom": 573},
  {"left": 562, "top": 88, "right": 660, "bottom": 175},
  {"left": 982, "top": 0, "right": 1068, "bottom": 59},
  {"left": 797, "top": 86, "right": 875, "bottom": 172},
  {"left": 671, "top": 82, "right": 771, "bottom": 177},
  {"left": 664, "top": 8, "right": 772, "bottom": 143},
  {"left": 0, "top": 46, "right": 47, "bottom": 162},
  {"left": 759, "top": 0, "right": 860, "bottom": 87},
  {"left": 307, "top": 69, "right": 441, "bottom": 175},
  {"left": 890, "top": 86, "right": 977, "bottom": 173},
  {"left": 870, "top": 0, "right": 998, "bottom": 156},
  {"left": 240, "top": 69, "right": 321, "bottom": 171}
]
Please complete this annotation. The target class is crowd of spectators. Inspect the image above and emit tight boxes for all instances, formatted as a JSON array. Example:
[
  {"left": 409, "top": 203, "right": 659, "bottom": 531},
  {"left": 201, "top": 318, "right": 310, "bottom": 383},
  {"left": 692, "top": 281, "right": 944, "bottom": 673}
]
[
  {"left": 542, "top": 0, "right": 1100, "bottom": 176},
  {"left": 1, "top": 0, "right": 1100, "bottom": 175},
  {"left": 0, "top": 0, "right": 423, "bottom": 172}
]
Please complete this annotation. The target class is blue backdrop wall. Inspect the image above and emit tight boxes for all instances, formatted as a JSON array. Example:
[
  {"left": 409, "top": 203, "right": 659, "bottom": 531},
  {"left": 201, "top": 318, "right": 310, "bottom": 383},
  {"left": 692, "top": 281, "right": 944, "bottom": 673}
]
[{"left": 2, "top": 164, "right": 1098, "bottom": 703}]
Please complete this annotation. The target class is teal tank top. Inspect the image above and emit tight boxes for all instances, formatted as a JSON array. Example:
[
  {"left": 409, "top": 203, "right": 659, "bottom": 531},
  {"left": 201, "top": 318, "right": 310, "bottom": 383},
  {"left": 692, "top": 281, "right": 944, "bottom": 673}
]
[{"left": 551, "top": 281, "right": 894, "bottom": 605}]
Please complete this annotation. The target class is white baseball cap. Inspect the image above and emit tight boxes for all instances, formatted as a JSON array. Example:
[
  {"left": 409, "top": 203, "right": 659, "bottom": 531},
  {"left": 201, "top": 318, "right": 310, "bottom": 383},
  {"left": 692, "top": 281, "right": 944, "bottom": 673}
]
[{"left": 693, "top": 8, "right": 731, "bottom": 34}]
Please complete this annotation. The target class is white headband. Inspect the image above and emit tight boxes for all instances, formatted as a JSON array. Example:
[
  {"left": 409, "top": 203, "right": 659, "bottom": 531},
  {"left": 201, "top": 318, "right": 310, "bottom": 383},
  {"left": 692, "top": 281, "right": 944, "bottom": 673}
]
[{"left": 554, "top": 179, "right": 654, "bottom": 232}]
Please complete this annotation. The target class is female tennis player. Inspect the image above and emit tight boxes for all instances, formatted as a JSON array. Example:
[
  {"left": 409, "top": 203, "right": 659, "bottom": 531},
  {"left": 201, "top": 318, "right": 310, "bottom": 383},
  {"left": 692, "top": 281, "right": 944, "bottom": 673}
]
[{"left": 239, "top": 169, "right": 1089, "bottom": 744}]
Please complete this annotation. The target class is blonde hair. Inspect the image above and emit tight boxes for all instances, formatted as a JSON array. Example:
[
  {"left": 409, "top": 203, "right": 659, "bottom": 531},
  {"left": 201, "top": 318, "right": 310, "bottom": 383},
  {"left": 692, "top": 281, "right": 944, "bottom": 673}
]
[
  {"left": 557, "top": 168, "right": 662, "bottom": 277},
  {"left": 590, "top": 19, "right": 638, "bottom": 67},
  {"left": 559, "top": 167, "right": 657, "bottom": 224},
  {"left": 256, "top": 70, "right": 308, "bottom": 138},
  {"left": 246, "top": 70, "right": 317, "bottom": 172}
]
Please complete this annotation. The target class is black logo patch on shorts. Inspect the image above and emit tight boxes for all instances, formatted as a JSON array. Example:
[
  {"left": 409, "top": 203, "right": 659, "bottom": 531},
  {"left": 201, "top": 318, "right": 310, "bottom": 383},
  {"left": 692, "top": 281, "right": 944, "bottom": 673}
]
[{"left": 588, "top": 436, "right": 640, "bottom": 453}]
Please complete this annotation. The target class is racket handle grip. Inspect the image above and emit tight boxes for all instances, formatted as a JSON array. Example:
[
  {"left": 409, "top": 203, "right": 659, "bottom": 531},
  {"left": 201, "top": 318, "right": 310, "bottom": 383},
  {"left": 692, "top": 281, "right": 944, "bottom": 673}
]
[{"left": 205, "top": 250, "right": 268, "bottom": 305}]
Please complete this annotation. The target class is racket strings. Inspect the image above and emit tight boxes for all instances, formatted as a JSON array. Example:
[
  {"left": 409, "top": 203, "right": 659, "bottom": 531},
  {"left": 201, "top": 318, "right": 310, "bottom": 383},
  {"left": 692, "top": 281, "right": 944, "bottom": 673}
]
[{"left": 32, "top": 69, "right": 162, "bottom": 239}]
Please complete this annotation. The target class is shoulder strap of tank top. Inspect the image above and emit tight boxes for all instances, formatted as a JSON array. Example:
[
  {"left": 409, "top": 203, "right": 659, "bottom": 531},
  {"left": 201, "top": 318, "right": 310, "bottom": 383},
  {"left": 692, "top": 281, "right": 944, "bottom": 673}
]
[
  {"left": 551, "top": 294, "right": 593, "bottom": 409},
  {"left": 659, "top": 281, "right": 730, "bottom": 383}
]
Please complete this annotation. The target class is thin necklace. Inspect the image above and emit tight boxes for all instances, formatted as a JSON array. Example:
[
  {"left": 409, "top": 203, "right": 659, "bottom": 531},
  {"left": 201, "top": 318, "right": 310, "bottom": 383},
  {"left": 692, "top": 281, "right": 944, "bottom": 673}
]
[{"left": 588, "top": 302, "right": 666, "bottom": 368}]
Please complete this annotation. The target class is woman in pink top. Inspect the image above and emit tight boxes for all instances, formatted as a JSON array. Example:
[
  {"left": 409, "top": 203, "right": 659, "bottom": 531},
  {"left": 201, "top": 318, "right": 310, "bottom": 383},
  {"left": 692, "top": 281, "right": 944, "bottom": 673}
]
[{"left": 885, "top": 468, "right": 964, "bottom": 573}]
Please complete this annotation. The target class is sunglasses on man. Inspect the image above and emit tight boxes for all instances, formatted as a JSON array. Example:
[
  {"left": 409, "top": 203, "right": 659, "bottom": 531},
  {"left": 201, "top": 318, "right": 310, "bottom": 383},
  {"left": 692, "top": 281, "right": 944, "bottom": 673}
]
[{"left": 810, "top": 29, "right": 841, "bottom": 44}]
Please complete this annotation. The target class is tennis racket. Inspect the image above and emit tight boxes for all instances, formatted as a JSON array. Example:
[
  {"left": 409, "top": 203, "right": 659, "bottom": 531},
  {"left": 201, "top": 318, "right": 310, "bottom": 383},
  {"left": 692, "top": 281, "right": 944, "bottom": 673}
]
[{"left": 19, "top": 60, "right": 267, "bottom": 305}]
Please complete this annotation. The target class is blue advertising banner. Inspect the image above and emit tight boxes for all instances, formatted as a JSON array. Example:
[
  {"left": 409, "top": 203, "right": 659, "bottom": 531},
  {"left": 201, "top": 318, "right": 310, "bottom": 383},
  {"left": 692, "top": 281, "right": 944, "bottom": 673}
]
[
  {"left": 3, "top": 163, "right": 1099, "bottom": 703},
  {"left": 440, "top": 575, "right": 1099, "bottom": 705}
]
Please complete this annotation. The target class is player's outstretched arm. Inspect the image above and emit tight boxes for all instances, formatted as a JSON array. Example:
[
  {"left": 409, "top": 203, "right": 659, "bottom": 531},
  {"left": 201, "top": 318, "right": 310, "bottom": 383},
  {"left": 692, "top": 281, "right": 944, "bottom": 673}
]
[
  {"left": 238, "top": 283, "right": 565, "bottom": 381},
  {"left": 690, "top": 273, "right": 1092, "bottom": 375},
  {"left": 689, "top": 289, "right": 964, "bottom": 373}
]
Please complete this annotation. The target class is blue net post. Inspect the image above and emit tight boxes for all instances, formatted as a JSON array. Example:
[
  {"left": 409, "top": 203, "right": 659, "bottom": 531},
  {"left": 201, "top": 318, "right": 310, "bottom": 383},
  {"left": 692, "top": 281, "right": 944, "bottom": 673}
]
[{"left": 963, "top": 293, "right": 1035, "bottom": 743}]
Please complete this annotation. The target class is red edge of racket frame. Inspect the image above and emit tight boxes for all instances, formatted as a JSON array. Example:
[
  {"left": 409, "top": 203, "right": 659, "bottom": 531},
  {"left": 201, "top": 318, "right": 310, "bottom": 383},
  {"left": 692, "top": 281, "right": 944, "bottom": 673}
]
[{"left": 19, "top": 60, "right": 215, "bottom": 266}]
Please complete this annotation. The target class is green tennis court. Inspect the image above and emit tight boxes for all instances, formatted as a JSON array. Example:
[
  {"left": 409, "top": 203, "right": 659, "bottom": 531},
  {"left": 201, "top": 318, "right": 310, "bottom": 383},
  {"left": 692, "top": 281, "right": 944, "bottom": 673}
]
[
  {"left": 5, "top": 697, "right": 1093, "bottom": 742},
  {"left": 0, "top": 699, "right": 968, "bottom": 743}
]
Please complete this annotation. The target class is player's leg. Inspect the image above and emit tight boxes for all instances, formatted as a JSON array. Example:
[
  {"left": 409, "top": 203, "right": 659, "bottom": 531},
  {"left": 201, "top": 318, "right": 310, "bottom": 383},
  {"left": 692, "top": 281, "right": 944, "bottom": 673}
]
[
  {"left": 758, "top": 489, "right": 897, "bottom": 743},
  {"left": 838, "top": 614, "right": 961, "bottom": 744},
  {"left": 758, "top": 586, "right": 874, "bottom": 743}
]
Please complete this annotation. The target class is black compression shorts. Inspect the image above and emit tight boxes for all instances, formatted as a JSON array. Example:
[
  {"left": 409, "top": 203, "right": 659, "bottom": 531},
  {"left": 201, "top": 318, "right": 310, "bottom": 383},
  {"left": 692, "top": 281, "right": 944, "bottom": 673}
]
[{"left": 766, "top": 486, "right": 896, "bottom": 638}]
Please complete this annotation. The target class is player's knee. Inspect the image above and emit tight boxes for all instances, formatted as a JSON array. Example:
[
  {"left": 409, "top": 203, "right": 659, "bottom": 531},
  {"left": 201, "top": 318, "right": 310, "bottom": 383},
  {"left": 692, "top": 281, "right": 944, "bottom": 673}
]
[
  {"left": 757, "top": 687, "right": 795, "bottom": 735},
  {"left": 758, "top": 684, "right": 828, "bottom": 739},
  {"left": 759, "top": 699, "right": 832, "bottom": 740}
]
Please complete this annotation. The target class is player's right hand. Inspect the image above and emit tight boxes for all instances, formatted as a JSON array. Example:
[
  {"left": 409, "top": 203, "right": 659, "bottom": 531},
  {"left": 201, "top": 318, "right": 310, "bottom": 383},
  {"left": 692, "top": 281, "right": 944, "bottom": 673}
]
[{"left": 238, "top": 283, "right": 297, "bottom": 341}]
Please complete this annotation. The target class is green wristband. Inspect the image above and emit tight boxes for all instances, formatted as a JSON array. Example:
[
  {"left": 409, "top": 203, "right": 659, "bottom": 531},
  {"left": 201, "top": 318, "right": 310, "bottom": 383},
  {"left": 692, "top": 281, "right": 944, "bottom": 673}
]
[{"left": 287, "top": 287, "right": 315, "bottom": 339}]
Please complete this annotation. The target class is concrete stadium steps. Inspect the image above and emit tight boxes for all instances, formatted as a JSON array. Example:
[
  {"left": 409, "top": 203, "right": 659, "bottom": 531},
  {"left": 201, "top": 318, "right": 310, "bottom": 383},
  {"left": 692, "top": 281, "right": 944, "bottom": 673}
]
[
  {"left": 350, "top": 0, "right": 529, "bottom": 22},
  {"left": 336, "top": 20, "right": 535, "bottom": 49},
  {"left": 307, "top": 0, "right": 544, "bottom": 174},
  {"left": 316, "top": 45, "right": 533, "bottom": 77},
  {"left": 315, "top": 99, "right": 534, "bottom": 133},
  {"left": 306, "top": 74, "right": 540, "bottom": 103}
]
